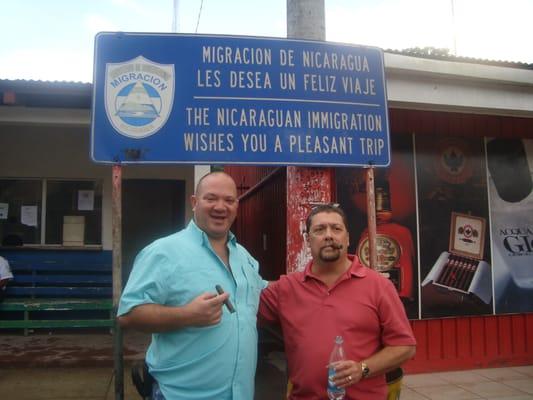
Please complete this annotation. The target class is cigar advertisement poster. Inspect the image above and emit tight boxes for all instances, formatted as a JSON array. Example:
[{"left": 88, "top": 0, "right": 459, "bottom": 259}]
[
  {"left": 336, "top": 133, "right": 419, "bottom": 319},
  {"left": 416, "top": 135, "right": 492, "bottom": 318},
  {"left": 488, "top": 138, "right": 533, "bottom": 314},
  {"left": 336, "top": 133, "right": 533, "bottom": 319}
]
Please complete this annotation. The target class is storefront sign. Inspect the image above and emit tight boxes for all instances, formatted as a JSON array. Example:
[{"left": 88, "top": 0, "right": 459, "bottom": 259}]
[{"left": 92, "top": 33, "right": 390, "bottom": 166}]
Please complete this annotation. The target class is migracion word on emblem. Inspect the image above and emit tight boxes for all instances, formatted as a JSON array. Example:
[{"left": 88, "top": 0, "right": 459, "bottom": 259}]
[{"left": 105, "top": 56, "right": 175, "bottom": 139}]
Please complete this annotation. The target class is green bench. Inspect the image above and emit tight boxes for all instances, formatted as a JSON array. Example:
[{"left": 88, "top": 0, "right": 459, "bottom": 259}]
[
  {"left": 0, "top": 299, "right": 113, "bottom": 329},
  {"left": 0, "top": 250, "right": 114, "bottom": 333}
]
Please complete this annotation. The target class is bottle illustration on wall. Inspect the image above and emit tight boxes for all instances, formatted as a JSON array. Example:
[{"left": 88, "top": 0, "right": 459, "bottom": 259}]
[{"left": 357, "top": 174, "right": 415, "bottom": 301}]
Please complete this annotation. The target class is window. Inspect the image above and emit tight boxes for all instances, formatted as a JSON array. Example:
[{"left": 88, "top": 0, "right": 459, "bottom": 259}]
[
  {"left": 45, "top": 180, "right": 103, "bottom": 245},
  {"left": 0, "top": 179, "right": 102, "bottom": 247},
  {"left": 0, "top": 179, "right": 42, "bottom": 245}
]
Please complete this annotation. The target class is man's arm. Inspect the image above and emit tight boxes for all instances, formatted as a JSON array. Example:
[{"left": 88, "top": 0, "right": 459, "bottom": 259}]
[
  {"left": 257, "top": 280, "right": 281, "bottom": 325},
  {"left": 118, "top": 291, "right": 229, "bottom": 333},
  {"left": 331, "top": 345, "right": 415, "bottom": 387},
  {"left": 359, "top": 344, "right": 415, "bottom": 378}
]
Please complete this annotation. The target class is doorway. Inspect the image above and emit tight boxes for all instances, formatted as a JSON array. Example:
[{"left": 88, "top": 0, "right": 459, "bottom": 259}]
[{"left": 122, "top": 179, "right": 185, "bottom": 285}]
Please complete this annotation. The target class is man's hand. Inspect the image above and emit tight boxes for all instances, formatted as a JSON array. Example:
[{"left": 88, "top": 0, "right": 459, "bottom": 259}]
[
  {"left": 184, "top": 292, "right": 230, "bottom": 327},
  {"left": 330, "top": 360, "right": 362, "bottom": 388},
  {"left": 330, "top": 345, "right": 416, "bottom": 389}
]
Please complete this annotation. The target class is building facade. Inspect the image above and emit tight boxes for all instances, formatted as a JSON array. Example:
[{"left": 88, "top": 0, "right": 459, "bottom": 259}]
[{"left": 1, "top": 51, "right": 532, "bottom": 372}]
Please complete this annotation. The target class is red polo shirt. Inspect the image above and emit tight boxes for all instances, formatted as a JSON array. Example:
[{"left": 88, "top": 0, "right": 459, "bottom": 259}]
[{"left": 259, "top": 255, "right": 416, "bottom": 400}]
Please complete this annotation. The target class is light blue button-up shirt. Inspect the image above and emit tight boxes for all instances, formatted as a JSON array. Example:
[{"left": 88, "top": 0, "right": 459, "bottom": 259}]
[{"left": 118, "top": 221, "right": 266, "bottom": 400}]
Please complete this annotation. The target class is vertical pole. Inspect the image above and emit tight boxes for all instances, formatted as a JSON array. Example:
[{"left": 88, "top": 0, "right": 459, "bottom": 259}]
[
  {"left": 172, "top": 0, "right": 180, "bottom": 32},
  {"left": 287, "top": 0, "right": 325, "bottom": 40},
  {"left": 450, "top": 0, "right": 457, "bottom": 56},
  {"left": 366, "top": 167, "right": 377, "bottom": 270},
  {"left": 112, "top": 165, "right": 124, "bottom": 400},
  {"left": 286, "top": 0, "right": 331, "bottom": 273}
]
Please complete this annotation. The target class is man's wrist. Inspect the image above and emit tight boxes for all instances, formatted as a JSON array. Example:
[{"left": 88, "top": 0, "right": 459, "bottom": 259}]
[
  {"left": 360, "top": 361, "right": 370, "bottom": 379},
  {"left": 173, "top": 304, "right": 193, "bottom": 327}
]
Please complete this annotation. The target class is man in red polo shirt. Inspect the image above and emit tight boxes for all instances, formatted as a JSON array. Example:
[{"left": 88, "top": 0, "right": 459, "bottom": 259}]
[{"left": 259, "top": 204, "right": 416, "bottom": 399}]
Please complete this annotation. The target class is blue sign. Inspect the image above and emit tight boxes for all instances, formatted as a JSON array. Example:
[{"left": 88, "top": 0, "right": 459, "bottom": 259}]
[{"left": 92, "top": 33, "right": 390, "bottom": 166}]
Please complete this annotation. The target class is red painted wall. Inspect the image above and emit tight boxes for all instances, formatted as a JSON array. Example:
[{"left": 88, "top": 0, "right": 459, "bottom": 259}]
[
  {"left": 392, "top": 109, "right": 533, "bottom": 372},
  {"left": 406, "top": 313, "right": 533, "bottom": 373},
  {"left": 226, "top": 166, "right": 287, "bottom": 280},
  {"left": 389, "top": 109, "right": 533, "bottom": 140},
  {"left": 286, "top": 167, "right": 335, "bottom": 273}
]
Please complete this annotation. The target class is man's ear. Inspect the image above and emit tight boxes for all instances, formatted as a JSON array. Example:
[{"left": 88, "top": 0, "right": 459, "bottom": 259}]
[{"left": 190, "top": 195, "right": 197, "bottom": 212}]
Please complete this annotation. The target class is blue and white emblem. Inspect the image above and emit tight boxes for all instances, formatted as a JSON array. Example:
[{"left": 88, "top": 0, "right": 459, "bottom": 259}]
[{"left": 105, "top": 56, "right": 174, "bottom": 139}]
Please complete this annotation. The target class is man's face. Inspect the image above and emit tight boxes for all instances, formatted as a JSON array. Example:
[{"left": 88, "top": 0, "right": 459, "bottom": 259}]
[
  {"left": 191, "top": 174, "right": 238, "bottom": 240},
  {"left": 307, "top": 211, "right": 349, "bottom": 262}
]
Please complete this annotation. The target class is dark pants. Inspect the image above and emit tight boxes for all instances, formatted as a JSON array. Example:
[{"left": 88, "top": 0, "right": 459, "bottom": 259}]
[{"left": 152, "top": 382, "right": 165, "bottom": 400}]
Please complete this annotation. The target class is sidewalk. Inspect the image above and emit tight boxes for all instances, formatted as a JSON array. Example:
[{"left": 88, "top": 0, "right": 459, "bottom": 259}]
[
  {"left": 1, "top": 331, "right": 532, "bottom": 399},
  {"left": 402, "top": 365, "right": 533, "bottom": 400}
]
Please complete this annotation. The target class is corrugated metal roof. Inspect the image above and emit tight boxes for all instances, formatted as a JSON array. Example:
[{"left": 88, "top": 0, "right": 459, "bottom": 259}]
[
  {"left": 0, "top": 79, "right": 91, "bottom": 90},
  {"left": 385, "top": 48, "right": 533, "bottom": 70},
  {"left": 0, "top": 79, "right": 92, "bottom": 108}
]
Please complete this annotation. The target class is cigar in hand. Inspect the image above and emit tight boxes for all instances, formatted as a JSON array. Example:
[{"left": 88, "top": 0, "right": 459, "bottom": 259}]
[{"left": 215, "top": 284, "right": 236, "bottom": 313}]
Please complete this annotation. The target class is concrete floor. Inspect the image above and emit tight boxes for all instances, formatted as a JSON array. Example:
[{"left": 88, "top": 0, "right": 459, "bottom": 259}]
[
  {"left": 0, "top": 330, "right": 149, "bottom": 368},
  {"left": 1, "top": 365, "right": 139, "bottom": 400},
  {"left": 3, "top": 363, "right": 533, "bottom": 399},
  {"left": 0, "top": 330, "right": 287, "bottom": 399},
  {"left": 402, "top": 365, "right": 533, "bottom": 400},
  {"left": 0, "top": 330, "right": 148, "bottom": 399},
  {"left": 1, "top": 331, "right": 532, "bottom": 399}
]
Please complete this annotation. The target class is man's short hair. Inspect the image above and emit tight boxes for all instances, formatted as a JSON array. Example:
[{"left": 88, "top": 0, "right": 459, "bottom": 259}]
[
  {"left": 195, "top": 171, "right": 235, "bottom": 195},
  {"left": 305, "top": 203, "right": 348, "bottom": 233}
]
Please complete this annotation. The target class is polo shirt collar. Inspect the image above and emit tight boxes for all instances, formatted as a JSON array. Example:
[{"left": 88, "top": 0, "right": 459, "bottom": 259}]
[
  {"left": 187, "top": 219, "right": 236, "bottom": 246},
  {"left": 302, "top": 254, "right": 367, "bottom": 282}
]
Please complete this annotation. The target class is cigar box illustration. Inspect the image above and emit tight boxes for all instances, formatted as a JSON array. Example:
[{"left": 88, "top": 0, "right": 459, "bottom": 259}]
[{"left": 422, "top": 212, "right": 492, "bottom": 304}]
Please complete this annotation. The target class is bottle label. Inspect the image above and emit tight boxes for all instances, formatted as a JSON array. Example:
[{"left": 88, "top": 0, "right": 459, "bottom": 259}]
[{"left": 327, "top": 367, "right": 345, "bottom": 394}]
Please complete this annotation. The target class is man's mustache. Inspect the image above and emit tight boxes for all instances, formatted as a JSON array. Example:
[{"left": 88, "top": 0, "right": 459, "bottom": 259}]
[{"left": 322, "top": 242, "right": 343, "bottom": 250}]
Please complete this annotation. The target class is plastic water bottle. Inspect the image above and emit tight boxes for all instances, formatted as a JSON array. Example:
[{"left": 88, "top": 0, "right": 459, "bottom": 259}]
[{"left": 327, "top": 335, "right": 346, "bottom": 400}]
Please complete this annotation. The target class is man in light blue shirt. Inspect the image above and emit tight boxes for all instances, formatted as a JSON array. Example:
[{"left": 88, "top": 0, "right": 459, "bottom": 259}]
[{"left": 118, "top": 172, "right": 266, "bottom": 400}]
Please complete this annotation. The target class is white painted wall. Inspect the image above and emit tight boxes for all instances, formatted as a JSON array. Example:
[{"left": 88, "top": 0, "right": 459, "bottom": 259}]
[
  {"left": 384, "top": 53, "right": 533, "bottom": 117},
  {"left": 0, "top": 124, "right": 194, "bottom": 249}
]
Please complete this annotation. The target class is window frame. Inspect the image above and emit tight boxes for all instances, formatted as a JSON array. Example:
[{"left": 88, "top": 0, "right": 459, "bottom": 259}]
[{"left": 0, "top": 178, "right": 103, "bottom": 248}]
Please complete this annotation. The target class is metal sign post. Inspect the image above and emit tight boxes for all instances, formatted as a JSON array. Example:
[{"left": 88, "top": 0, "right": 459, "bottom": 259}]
[
  {"left": 366, "top": 166, "right": 377, "bottom": 270},
  {"left": 112, "top": 165, "right": 123, "bottom": 399}
]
